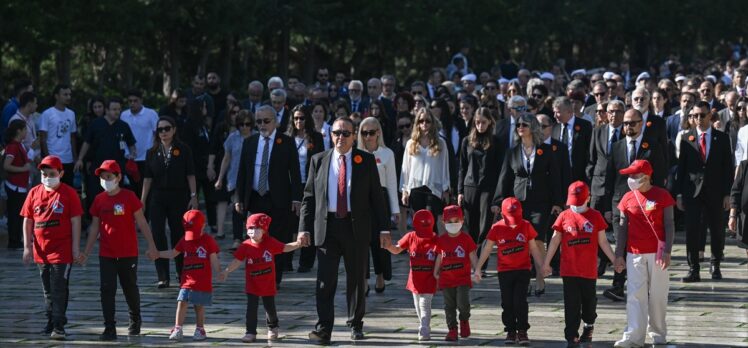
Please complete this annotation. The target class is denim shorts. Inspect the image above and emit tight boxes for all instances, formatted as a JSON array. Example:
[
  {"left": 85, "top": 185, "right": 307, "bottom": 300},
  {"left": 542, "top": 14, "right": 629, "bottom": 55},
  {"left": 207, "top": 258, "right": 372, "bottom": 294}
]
[{"left": 177, "top": 288, "right": 213, "bottom": 306}]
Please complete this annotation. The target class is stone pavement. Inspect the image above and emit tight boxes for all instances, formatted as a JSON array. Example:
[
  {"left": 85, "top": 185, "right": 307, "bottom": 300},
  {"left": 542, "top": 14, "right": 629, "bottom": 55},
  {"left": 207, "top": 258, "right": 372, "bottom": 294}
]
[{"left": 0, "top": 229, "right": 746, "bottom": 347}]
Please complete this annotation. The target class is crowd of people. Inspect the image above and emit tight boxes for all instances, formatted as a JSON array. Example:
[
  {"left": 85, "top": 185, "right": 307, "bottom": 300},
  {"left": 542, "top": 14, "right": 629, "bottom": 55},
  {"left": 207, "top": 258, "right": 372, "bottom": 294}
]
[{"left": 4, "top": 53, "right": 748, "bottom": 347}]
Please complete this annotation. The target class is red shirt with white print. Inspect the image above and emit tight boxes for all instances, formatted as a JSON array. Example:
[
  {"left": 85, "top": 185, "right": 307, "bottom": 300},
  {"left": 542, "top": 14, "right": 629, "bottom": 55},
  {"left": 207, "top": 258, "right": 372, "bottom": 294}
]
[
  {"left": 435, "top": 232, "right": 476, "bottom": 289},
  {"left": 20, "top": 183, "right": 83, "bottom": 264},
  {"left": 233, "top": 236, "right": 285, "bottom": 296},
  {"left": 552, "top": 209, "right": 608, "bottom": 279},
  {"left": 487, "top": 219, "right": 538, "bottom": 272},
  {"left": 617, "top": 186, "right": 674, "bottom": 254},
  {"left": 174, "top": 234, "right": 220, "bottom": 292},
  {"left": 397, "top": 231, "right": 438, "bottom": 294}
]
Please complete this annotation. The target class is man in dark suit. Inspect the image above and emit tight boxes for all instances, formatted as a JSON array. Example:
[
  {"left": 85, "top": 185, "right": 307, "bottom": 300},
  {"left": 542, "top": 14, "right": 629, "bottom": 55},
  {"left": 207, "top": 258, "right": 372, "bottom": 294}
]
[
  {"left": 666, "top": 92, "right": 697, "bottom": 142},
  {"left": 346, "top": 80, "right": 370, "bottom": 114},
  {"left": 631, "top": 87, "right": 669, "bottom": 164},
  {"left": 242, "top": 80, "right": 264, "bottom": 114},
  {"left": 582, "top": 82, "right": 609, "bottom": 119},
  {"left": 494, "top": 95, "right": 526, "bottom": 148},
  {"left": 235, "top": 105, "right": 302, "bottom": 284},
  {"left": 676, "top": 101, "right": 734, "bottom": 282},
  {"left": 299, "top": 117, "right": 389, "bottom": 344},
  {"left": 269, "top": 89, "right": 290, "bottom": 131},
  {"left": 551, "top": 96, "right": 592, "bottom": 183},
  {"left": 699, "top": 80, "right": 726, "bottom": 111},
  {"left": 537, "top": 113, "right": 571, "bottom": 189},
  {"left": 602, "top": 108, "right": 667, "bottom": 301}
]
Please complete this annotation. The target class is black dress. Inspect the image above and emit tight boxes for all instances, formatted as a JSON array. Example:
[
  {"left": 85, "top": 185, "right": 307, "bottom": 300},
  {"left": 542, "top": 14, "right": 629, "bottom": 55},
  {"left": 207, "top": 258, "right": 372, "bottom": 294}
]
[{"left": 730, "top": 160, "right": 748, "bottom": 249}]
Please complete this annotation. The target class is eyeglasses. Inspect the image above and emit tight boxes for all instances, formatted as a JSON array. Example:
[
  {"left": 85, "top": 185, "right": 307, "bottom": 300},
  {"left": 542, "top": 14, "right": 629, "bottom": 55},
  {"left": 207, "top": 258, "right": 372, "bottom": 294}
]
[
  {"left": 531, "top": 94, "right": 544, "bottom": 99},
  {"left": 689, "top": 113, "right": 708, "bottom": 119},
  {"left": 256, "top": 118, "right": 273, "bottom": 125},
  {"left": 417, "top": 119, "right": 432, "bottom": 124},
  {"left": 157, "top": 126, "right": 173, "bottom": 133},
  {"left": 415, "top": 99, "right": 425, "bottom": 104},
  {"left": 607, "top": 109, "right": 624, "bottom": 114},
  {"left": 317, "top": 74, "right": 328, "bottom": 77},
  {"left": 593, "top": 92, "right": 606, "bottom": 97},
  {"left": 398, "top": 124, "right": 412, "bottom": 129},
  {"left": 516, "top": 123, "right": 530, "bottom": 128},
  {"left": 238, "top": 122, "right": 253, "bottom": 128},
  {"left": 622, "top": 120, "right": 641, "bottom": 127},
  {"left": 360, "top": 130, "right": 378, "bottom": 137},
  {"left": 511, "top": 106, "right": 528, "bottom": 111},
  {"left": 332, "top": 130, "right": 352, "bottom": 137}
]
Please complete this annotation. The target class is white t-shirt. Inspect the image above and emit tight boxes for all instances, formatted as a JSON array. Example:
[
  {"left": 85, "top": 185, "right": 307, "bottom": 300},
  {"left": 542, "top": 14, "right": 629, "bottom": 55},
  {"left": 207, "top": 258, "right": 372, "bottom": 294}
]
[
  {"left": 39, "top": 107, "right": 77, "bottom": 163},
  {"left": 121, "top": 106, "right": 159, "bottom": 161}
]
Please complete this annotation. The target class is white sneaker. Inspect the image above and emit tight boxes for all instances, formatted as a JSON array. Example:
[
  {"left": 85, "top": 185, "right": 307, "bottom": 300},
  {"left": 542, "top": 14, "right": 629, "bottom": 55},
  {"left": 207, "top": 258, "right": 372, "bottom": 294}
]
[
  {"left": 241, "top": 333, "right": 256, "bottom": 342},
  {"left": 169, "top": 327, "right": 183, "bottom": 341},
  {"left": 268, "top": 327, "right": 279, "bottom": 340},
  {"left": 193, "top": 327, "right": 207, "bottom": 340},
  {"left": 418, "top": 326, "right": 431, "bottom": 341},
  {"left": 613, "top": 339, "right": 641, "bottom": 347}
]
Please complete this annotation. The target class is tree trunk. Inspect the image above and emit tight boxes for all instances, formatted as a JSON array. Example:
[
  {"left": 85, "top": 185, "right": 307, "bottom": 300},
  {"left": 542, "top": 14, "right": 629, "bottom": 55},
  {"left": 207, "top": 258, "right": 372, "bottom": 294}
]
[
  {"left": 30, "top": 54, "right": 43, "bottom": 88},
  {"left": 222, "top": 36, "right": 234, "bottom": 90},
  {"left": 55, "top": 48, "right": 72, "bottom": 85},
  {"left": 122, "top": 46, "right": 133, "bottom": 90}
]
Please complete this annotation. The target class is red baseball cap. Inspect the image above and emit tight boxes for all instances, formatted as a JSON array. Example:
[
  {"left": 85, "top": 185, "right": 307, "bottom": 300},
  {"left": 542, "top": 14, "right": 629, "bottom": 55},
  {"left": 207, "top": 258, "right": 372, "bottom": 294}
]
[
  {"left": 182, "top": 210, "right": 205, "bottom": 241},
  {"left": 501, "top": 197, "right": 523, "bottom": 225},
  {"left": 95, "top": 160, "right": 121, "bottom": 176},
  {"left": 442, "top": 205, "right": 464, "bottom": 222},
  {"left": 619, "top": 159, "right": 653, "bottom": 176},
  {"left": 413, "top": 209, "right": 434, "bottom": 234},
  {"left": 566, "top": 181, "right": 590, "bottom": 206},
  {"left": 38, "top": 155, "right": 63, "bottom": 171},
  {"left": 246, "top": 213, "right": 272, "bottom": 231}
]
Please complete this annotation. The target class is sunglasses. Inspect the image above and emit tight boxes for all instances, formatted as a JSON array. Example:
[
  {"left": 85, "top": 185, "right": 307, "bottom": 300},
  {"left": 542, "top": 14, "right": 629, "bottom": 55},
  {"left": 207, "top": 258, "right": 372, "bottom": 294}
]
[
  {"left": 516, "top": 123, "right": 530, "bottom": 128},
  {"left": 541, "top": 124, "right": 552, "bottom": 129},
  {"left": 256, "top": 118, "right": 273, "bottom": 125},
  {"left": 332, "top": 130, "right": 352, "bottom": 137},
  {"left": 398, "top": 124, "right": 412, "bottom": 129},
  {"left": 417, "top": 119, "right": 432, "bottom": 124},
  {"left": 360, "top": 130, "right": 378, "bottom": 137},
  {"left": 412, "top": 91, "right": 424, "bottom": 95},
  {"left": 607, "top": 109, "right": 623, "bottom": 114},
  {"left": 593, "top": 92, "right": 606, "bottom": 97},
  {"left": 157, "top": 126, "right": 173, "bottom": 133},
  {"left": 689, "top": 113, "right": 708, "bottom": 119},
  {"left": 511, "top": 106, "right": 528, "bottom": 111},
  {"left": 238, "top": 122, "right": 253, "bottom": 128},
  {"left": 486, "top": 86, "right": 497, "bottom": 90},
  {"left": 531, "top": 94, "right": 544, "bottom": 99},
  {"left": 633, "top": 97, "right": 646, "bottom": 102},
  {"left": 622, "top": 120, "right": 641, "bottom": 127}
]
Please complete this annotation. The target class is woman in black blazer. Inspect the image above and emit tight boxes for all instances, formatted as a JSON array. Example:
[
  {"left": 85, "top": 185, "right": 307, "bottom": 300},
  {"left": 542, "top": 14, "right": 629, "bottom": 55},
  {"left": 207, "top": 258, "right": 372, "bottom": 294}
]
[
  {"left": 287, "top": 104, "right": 324, "bottom": 272},
  {"left": 728, "top": 159, "right": 748, "bottom": 264},
  {"left": 492, "top": 113, "right": 563, "bottom": 295},
  {"left": 458, "top": 107, "right": 503, "bottom": 274}
]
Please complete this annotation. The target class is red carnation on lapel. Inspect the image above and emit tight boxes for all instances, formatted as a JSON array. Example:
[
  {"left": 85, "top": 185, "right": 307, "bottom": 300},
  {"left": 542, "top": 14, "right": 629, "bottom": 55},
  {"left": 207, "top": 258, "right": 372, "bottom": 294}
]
[
  {"left": 574, "top": 125, "right": 580, "bottom": 131},
  {"left": 354, "top": 155, "right": 363, "bottom": 164},
  {"left": 173, "top": 148, "right": 180, "bottom": 156},
  {"left": 276, "top": 138, "right": 283, "bottom": 144},
  {"left": 641, "top": 142, "right": 649, "bottom": 149},
  {"left": 688, "top": 135, "right": 695, "bottom": 142},
  {"left": 536, "top": 149, "right": 544, "bottom": 156}
]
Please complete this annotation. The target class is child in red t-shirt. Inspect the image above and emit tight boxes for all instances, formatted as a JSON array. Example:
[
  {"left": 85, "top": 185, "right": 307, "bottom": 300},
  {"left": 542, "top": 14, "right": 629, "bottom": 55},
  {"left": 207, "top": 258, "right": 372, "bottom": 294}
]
[
  {"left": 158, "top": 210, "right": 220, "bottom": 341},
  {"left": 475, "top": 197, "right": 545, "bottom": 346},
  {"left": 384, "top": 209, "right": 438, "bottom": 341},
  {"left": 20, "top": 156, "right": 83, "bottom": 340},
  {"left": 433, "top": 205, "right": 478, "bottom": 341},
  {"left": 79, "top": 160, "right": 159, "bottom": 340},
  {"left": 544, "top": 181, "right": 616, "bottom": 345},
  {"left": 219, "top": 213, "right": 308, "bottom": 343}
]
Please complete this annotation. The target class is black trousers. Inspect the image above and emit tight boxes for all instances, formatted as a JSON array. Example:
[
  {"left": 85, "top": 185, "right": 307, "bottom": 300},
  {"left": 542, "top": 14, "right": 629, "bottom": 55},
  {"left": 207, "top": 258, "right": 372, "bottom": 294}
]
[
  {"left": 498, "top": 270, "right": 531, "bottom": 332},
  {"left": 367, "top": 187, "right": 392, "bottom": 280},
  {"left": 684, "top": 194, "right": 726, "bottom": 265},
  {"left": 409, "top": 186, "right": 443, "bottom": 232},
  {"left": 248, "top": 191, "right": 292, "bottom": 284},
  {"left": 38, "top": 263, "right": 72, "bottom": 329},
  {"left": 463, "top": 186, "right": 494, "bottom": 271},
  {"left": 61, "top": 163, "right": 75, "bottom": 188},
  {"left": 5, "top": 186, "right": 26, "bottom": 248},
  {"left": 99, "top": 256, "right": 141, "bottom": 327},
  {"left": 150, "top": 190, "right": 188, "bottom": 282},
  {"left": 196, "top": 176, "right": 217, "bottom": 228},
  {"left": 227, "top": 190, "right": 246, "bottom": 241},
  {"left": 315, "top": 214, "right": 368, "bottom": 334},
  {"left": 562, "top": 276, "right": 597, "bottom": 340},
  {"left": 245, "top": 294, "right": 278, "bottom": 334}
]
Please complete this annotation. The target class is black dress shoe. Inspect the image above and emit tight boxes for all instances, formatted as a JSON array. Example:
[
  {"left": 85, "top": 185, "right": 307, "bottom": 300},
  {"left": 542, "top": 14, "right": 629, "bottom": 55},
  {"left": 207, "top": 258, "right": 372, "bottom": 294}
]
[
  {"left": 711, "top": 263, "right": 722, "bottom": 280},
  {"left": 309, "top": 329, "right": 331, "bottom": 345},
  {"left": 99, "top": 326, "right": 117, "bottom": 341},
  {"left": 534, "top": 288, "right": 545, "bottom": 297},
  {"left": 603, "top": 286, "right": 625, "bottom": 302},
  {"left": 681, "top": 268, "right": 701, "bottom": 283},
  {"left": 375, "top": 284, "right": 386, "bottom": 293},
  {"left": 128, "top": 318, "right": 141, "bottom": 335},
  {"left": 351, "top": 327, "right": 365, "bottom": 340},
  {"left": 157, "top": 280, "right": 170, "bottom": 288},
  {"left": 40, "top": 321, "right": 53, "bottom": 335}
]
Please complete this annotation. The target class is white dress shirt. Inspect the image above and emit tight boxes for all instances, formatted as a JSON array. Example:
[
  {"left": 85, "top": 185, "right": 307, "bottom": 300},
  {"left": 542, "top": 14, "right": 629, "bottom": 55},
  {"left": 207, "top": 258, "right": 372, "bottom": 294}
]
[
  {"left": 625, "top": 132, "right": 644, "bottom": 163},
  {"left": 328, "top": 149, "right": 352, "bottom": 213},
  {"left": 562, "top": 116, "right": 575, "bottom": 165},
  {"left": 696, "top": 127, "right": 712, "bottom": 161},
  {"left": 735, "top": 124, "right": 748, "bottom": 164},
  {"left": 253, "top": 130, "right": 276, "bottom": 191}
]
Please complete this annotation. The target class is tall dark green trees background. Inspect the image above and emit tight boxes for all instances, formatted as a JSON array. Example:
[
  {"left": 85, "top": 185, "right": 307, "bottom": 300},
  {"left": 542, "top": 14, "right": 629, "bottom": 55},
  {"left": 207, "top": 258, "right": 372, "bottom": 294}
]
[{"left": 0, "top": 0, "right": 745, "bottom": 101}]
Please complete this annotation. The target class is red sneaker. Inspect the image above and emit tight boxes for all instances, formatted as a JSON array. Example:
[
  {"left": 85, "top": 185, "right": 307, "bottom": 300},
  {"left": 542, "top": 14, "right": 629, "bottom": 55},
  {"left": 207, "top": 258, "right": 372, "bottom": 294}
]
[
  {"left": 445, "top": 327, "right": 458, "bottom": 341},
  {"left": 459, "top": 320, "right": 471, "bottom": 337}
]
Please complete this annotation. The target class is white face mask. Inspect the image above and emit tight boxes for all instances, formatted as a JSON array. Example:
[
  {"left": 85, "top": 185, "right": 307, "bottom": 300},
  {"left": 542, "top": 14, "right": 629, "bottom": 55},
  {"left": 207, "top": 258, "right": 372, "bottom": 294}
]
[
  {"left": 627, "top": 177, "right": 643, "bottom": 191},
  {"left": 247, "top": 228, "right": 263, "bottom": 240},
  {"left": 100, "top": 178, "right": 118, "bottom": 192},
  {"left": 445, "top": 222, "right": 462, "bottom": 235},
  {"left": 41, "top": 176, "right": 60, "bottom": 189},
  {"left": 570, "top": 205, "right": 588, "bottom": 213}
]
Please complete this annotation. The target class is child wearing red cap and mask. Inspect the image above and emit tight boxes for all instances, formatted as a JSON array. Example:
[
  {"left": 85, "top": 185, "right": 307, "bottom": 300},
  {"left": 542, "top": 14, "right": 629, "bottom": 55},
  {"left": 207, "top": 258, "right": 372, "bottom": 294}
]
[
  {"left": 433, "top": 205, "right": 478, "bottom": 342},
  {"left": 544, "top": 181, "right": 616, "bottom": 346},
  {"left": 384, "top": 209, "right": 438, "bottom": 341},
  {"left": 475, "top": 197, "right": 545, "bottom": 346},
  {"left": 158, "top": 209, "right": 220, "bottom": 341},
  {"left": 219, "top": 213, "right": 308, "bottom": 343}
]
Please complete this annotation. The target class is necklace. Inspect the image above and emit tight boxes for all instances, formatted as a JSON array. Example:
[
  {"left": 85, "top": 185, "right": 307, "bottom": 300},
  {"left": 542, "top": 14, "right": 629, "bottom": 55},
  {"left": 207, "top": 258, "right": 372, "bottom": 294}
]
[{"left": 160, "top": 143, "right": 172, "bottom": 168}]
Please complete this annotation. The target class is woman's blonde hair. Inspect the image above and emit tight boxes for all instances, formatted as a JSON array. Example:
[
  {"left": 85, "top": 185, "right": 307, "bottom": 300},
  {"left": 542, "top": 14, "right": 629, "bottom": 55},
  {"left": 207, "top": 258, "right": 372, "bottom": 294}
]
[
  {"left": 356, "top": 117, "right": 386, "bottom": 151},
  {"left": 408, "top": 107, "right": 442, "bottom": 156}
]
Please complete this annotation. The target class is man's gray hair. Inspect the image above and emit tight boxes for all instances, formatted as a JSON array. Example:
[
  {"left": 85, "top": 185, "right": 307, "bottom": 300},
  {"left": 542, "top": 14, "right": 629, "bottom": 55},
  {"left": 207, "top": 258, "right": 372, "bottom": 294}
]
[
  {"left": 248, "top": 80, "right": 264, "bottom": 90},
  {"left": 526, "top": 78, "right": 545, "bottom": 96},
  {"left": 608, "top": 99, "right": 625, "bottom": 110},
  {"left": 508, "top": 95, "right": 527, "bottom": 108},
  {"left": 270, "top": 88, "right": 287, "bottom": 99},
  {"left": 267, "top": 76, "right": 284, "bottom": 88},
  {"left": 349, "top": 80, "right": 363, "bottom": 89},
  {"left": 552, "top": 96, "right": 573, "bottom": 111},
  {"left": 632, "top": 87, "right": 650, "bottom": 99},
  {"left": 256, "top": 105, "right": 276, "bottom": 119}
]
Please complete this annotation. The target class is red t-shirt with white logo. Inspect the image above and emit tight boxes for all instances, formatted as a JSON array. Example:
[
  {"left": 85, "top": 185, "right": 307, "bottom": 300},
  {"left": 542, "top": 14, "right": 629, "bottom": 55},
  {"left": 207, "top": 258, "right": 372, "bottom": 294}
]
[
  {"left": 435, "top": 232, "right": 477, "bottom": 289},
  {"left": 487, "top": 219, "right": 538, "bottom": 272},
  {"left": 617, "top": 186, "right": 675, "bottom": 254},
  {"left": 233, "top": 236, "right": 285, "bottom": 296},
  {"left": 175, "top": 234, "right": 220, "bottom": 292},
  {"left": 552, "top": 209, "right": 608, "bottom": 279},
  {"left": 89, "top": 189, "right": 143, "bottom": 258},
  {"left": 397, "top": 231, "right": 438, "bottom": 294},
  {"left": 20, "top": 184, "right": 83, "bottom": 264}
]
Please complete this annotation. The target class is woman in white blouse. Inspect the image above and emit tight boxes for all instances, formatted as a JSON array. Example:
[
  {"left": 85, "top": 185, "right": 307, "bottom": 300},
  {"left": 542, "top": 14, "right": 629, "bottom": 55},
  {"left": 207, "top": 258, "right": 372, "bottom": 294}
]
[
  {"left": 358, "top": 117, "right": 399, "bottom": 293},
  {"left": 401, "top": 108, "right": 451, "bottom": 231}
]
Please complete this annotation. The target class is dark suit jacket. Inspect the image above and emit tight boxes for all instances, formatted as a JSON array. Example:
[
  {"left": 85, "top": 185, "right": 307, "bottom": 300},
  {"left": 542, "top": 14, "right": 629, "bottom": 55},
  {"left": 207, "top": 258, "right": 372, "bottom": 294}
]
[
  {"left": 493, "top": 143, "right": 564, "bottom": 208},
  {"left": 276, "top": 107, "right": 290, "bottom": 132},
  {"left": 587, "top": 124, "right": 620, "bottom": 198},
  {"left": 346, "top": 97, "right": 370, "bottom": 114},
  {"left": 676, "top": 129, "right": 733, "bottom": 199},
  {"left": 643, "top": 113, "right": 668, "bottom": 163},
  {"left": 665, "top": 113, "right": 682, "bottom": 142},
  {"left": 548, "top": 139, "right": 571, "bottom": 190},
  {"left": 299, "top": 149, "right": 389, "bottom": 246},
  {"left": 604, "top": 135, "right": 667, "bottom": 211},
  {"left": 236, "top": 132, "right": 302, "bottom": 211},
  {"left": 551, "top": 116, "right": 592, "bottom": 183},
  {"left": 458, "top": 136, "right": 504, "bottom": 194},
  {"left": 493, "top": 117, "right": 515, "bottom": 149}
]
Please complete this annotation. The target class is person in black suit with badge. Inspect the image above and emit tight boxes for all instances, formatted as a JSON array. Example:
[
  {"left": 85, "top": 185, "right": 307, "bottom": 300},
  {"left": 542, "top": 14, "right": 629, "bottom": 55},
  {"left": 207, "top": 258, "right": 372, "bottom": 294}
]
[
  {"left": 300, "top": 117, "right": 390, "bottom": 344},
  {"left": 235, "top": 105, "right": 302, "bottom": 285},
  {"left": 602, "top": 108, "right": 667, "bottom": 301},
  {"left": 632, "top": 87, "right": 669, "bottom": 163},
  {"left": 551, "top": 96, "right": 592, "bottom": 183},
  {"left": 676, "top": 101, "right": 733, "bottom": 282}
]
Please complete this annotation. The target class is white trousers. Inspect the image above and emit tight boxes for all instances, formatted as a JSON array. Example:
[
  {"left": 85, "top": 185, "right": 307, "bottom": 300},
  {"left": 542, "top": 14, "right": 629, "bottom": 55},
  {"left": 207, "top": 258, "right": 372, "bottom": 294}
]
[
  {"left": 619, "top": 253, "right": 669, "bottom": 346},
  {"left": 412, "top": 293, "right": 434, "bottom": 337}
]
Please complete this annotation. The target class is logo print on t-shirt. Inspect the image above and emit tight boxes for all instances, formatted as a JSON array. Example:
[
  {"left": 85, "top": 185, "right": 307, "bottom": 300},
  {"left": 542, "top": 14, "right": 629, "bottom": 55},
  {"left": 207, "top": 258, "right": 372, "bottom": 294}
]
[
  {"left": 426, "top": 249, "right": 435, "bottom": 261},
  {"left": 454, "top": 246, "right": 465, "bottom": 258},
  {"left": 645, "top": 200, "right": 656, "bottom": 211},
  {"left": 516, "top": 233, "right": 526, "bottom": 243},
  {"left": 263, "top": 250, "right": 272, "bottom": 262},
  {"left": 51, "top": 200, "right": 64, "bottom": 214},
  {"left": 583, "top": 221, "right": 593, "bottom": 233},
  {"left": 196, "top": 246, "right": 207, "bottom": 259},
  {"left": 113, "top": 204, "right": 125, "bottom": 216}
]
